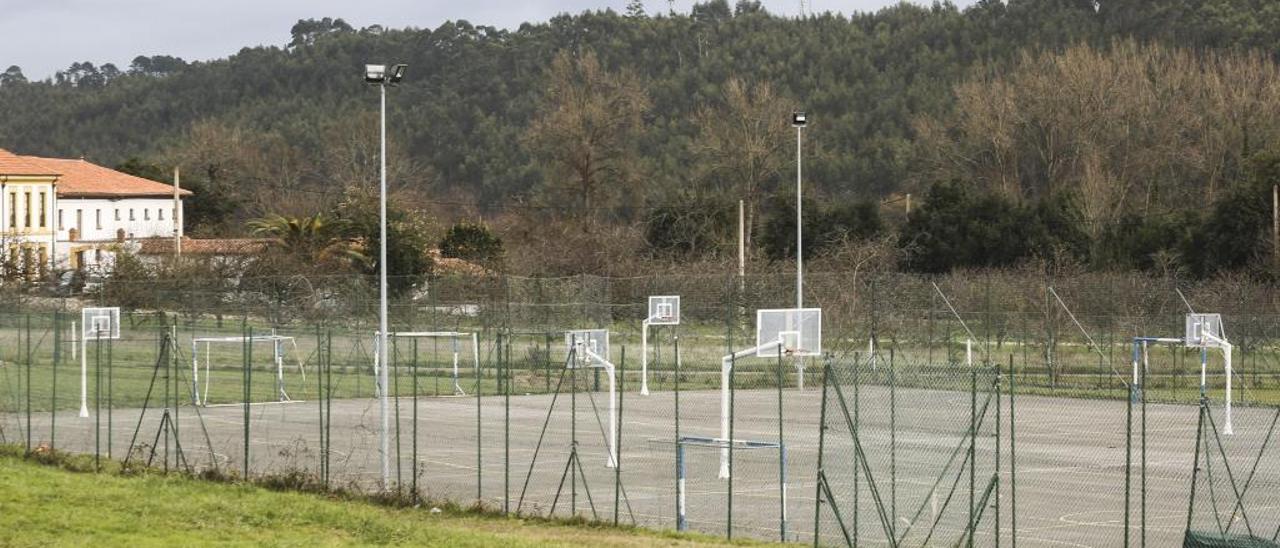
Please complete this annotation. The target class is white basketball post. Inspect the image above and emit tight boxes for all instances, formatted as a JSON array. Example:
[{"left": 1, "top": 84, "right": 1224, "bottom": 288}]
[
  {"left": 80, "top": 308, "right": 120, "bottom": 418},
  {"left": 1188, "top": 313, "right": 1233, "bottom": 435},
  {"left": 718, "top": 308, "right": 821, "bottom": 479},
  {"left": 641, "top": 295, "right": 680, "bottom": 396},
  {"left": 1132, "top": 313, "right": 1232, "bottom": 435},
  {"left": 566, "top": 329, "right": 618, "bottom": 468}
]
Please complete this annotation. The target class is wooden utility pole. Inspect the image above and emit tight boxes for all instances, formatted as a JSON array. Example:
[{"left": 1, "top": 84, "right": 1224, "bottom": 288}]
[
  {"left": 738, "top": 199, "right": 745, "bottom": 282},
  {"left": 1272, "top": 184, "right": 1278, "bottom": 273}
]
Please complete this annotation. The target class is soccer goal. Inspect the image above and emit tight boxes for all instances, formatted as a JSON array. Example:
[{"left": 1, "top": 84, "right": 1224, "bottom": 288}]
[
  {"left": 675, "top": 436, "right": 788, "bottom": 535},
  {"left": 640, "top": 295, "right": 680, "bottom": 396},
  {"left": 715, "top": 308, "right": 820, "bottom": 479},
  {"left": 79, "top": 307, "right": 120, "bottom": 418},
  {"left": 191, "top": 333, "right": 305, "bottom": 406},
  {"left": 372, "top": 331, "right": 477, "bottom": 397},
  {"left": 566, "top": 329, "right": 618, "bottom": 468}
]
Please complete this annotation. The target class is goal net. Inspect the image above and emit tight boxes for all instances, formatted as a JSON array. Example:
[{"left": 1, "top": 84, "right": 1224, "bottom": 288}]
[{"left": 191, "top": 334, "right": 304, "bottom": 406}]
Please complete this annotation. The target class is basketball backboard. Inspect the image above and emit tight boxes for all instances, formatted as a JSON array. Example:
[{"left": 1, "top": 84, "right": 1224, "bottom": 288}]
[
  {"left": 82, "top": 307, "right": 121, "bottom": 340},
  {"left": 1185, "top": 313, "right": 1226, "bottom": 348},
  {"left": 648, "top": 295, "right": 680, "bottom": 325},
  {"left": 566, "top": 329, "right": 610, "bottom": 364},
  {"left": 756, "top": 308, "right": 821, "bottom": 357}
]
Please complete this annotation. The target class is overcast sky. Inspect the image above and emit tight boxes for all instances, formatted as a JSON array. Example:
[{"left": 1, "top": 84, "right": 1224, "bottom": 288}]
[{"left": 1, "top": 0, "right": 975, "bottom": 80}]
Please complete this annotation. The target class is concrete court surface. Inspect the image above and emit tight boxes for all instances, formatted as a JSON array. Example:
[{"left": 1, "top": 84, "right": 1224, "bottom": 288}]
[{"left": 4, "top": 384, "right": 1277, "bottom": 547}]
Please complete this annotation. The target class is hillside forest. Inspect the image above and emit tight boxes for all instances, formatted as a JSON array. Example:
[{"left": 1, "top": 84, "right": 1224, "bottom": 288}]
[{"left": 5, "top": 0, "right": 1280, "bottom": 280}]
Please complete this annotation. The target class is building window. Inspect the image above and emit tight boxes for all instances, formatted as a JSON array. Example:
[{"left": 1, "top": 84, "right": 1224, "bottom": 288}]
[
  {"left": 24, "top": 191, "right": 32, "bottom": 228},
  {"left": 75, "top": 209, "right": 82, "bottom": 234},
  {"left": 57, "top": 209, "right": 63, "bottom": 230},
  {"left": 38, "top": 192, "right": 46, "bottom": 228},
  {"left": 144, "top": 209, "right": 150, "bottom": 221},
  {"left": 129, "top": 209, "right": 134, "bottom": 221},
  {"left": 159, "top": 208, "right": 165, "bottom": 221},
  {"left": 8, "top": 192, "right": 16, "bottom": 228},
  {"left": 114, "top": 209, "right": 120, "bottom": 221},
  {"left": 95, "top": 210, "right": 102, "bottom": 230}
]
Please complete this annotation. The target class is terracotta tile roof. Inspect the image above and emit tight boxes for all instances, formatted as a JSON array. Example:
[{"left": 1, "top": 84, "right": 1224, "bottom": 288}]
[
  {"left": 137, "top": 237, "right": 271, "bottom": 255},
  {"left": 428, "top": 249, "right": 492, "bottom": 276},
  {"left": 30, "top": 157, "right": 192, "bottom": 198},
  {"left": 0, "top": 148, "right": 60, "bottom": 177}
]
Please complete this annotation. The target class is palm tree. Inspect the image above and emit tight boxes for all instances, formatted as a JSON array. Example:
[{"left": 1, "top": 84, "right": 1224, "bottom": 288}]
[{"left": 247, "top": 213, "right": 365, "bottom": 267}]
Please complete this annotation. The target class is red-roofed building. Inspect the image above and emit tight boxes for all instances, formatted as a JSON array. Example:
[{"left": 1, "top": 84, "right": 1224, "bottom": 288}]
[{"left": 0, "top": 148, "right": 190, "bottom": 275}]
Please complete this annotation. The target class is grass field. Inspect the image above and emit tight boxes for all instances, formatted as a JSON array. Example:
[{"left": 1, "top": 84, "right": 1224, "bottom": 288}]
[
  {"left": 0, "top": 446, "right": 769, "bottom": 547},
  {"left": 4, "top": 312, "right": 1280, "bottom": 413}
]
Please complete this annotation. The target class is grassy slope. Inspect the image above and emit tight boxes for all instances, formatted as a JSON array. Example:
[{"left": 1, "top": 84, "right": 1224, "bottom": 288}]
[{"left": 0, "top": 454, "right": 755, "bottom": 547}]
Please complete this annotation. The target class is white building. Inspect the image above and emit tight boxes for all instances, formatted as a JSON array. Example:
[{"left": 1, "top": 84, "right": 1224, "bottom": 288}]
[{"left": 0, "top": 149, "right": 190, "bottom": 274}]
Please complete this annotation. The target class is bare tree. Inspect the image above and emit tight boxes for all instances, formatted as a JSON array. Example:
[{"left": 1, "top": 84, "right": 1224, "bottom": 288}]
[
  {"left": 523, "top": 50, "right": 650, "bottom": 219},
  {"left": 915, "top": 40, "right": 1280, "bottom": 238},
  {"left": 691, "top": 78, "right": 792, "bottom": 248}
]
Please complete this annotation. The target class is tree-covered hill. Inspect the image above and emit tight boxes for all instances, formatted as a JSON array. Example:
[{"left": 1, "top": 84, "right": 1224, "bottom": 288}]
[{"left": 4, "top": 0, "right": 1280, "bottom": 276}]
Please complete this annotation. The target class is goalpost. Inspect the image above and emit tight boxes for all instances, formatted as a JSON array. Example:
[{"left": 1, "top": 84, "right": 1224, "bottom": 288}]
[
  {"left": 640, "top": 295, "right": 680, "bottom": 396},
  {"left": 566, "top": 329, "right": 618, "bottom": 468},
  {"left": 80, "top": 307, "right": 120, "bottom": 418},
  {"left": 717, "top": 307, "right": 821, "bottom": 479},
  {"left": 191, "top": 333, "right": 305, "bottom": 406},
  {"left": 373, "top": 331, "right": 477, "bottom": 397}
]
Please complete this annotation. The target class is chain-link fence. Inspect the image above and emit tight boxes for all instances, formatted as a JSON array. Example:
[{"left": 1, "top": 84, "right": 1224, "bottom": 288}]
[{"left": 1, "top": 269, "right": 1278, "bottom": 546}]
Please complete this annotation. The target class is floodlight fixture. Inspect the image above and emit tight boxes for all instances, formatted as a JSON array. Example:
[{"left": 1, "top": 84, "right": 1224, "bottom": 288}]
[
  {"left": 365, "top": 64, "right": 387, "bottom": 83},
  {"left": 389, "top": 63, "right": 407, "bottom": 83},
  {"left": 792, "top": 111, "right": 807, "bottom": 127}
]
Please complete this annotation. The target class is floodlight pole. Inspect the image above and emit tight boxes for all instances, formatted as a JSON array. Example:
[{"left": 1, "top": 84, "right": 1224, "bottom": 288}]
[
  {"left": 792, "top": 113, "right": 806, "bottom": 391},
  {"left": 794, "top": 123, "right": 803, "bottom": 308},
  {"left": 376, "top": 77, "right": 391, "bottom": 489}
]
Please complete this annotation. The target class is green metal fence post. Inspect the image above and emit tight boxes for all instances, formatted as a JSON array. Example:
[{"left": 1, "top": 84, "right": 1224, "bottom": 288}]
[
  {"left": 777, "top": 343, "right": 786, "bottom": 541},
  {"left": 674, "top": 335, "right": 682, "bottom": 530},
  {"left": 317, "top": 325, "right": 325, "bottom": 485},
  {"left": 51, "top": 311, "right": 59, "bottom": 450},
  {"left": 244, "top": 323, "right": 252, "bottom": 479},
  {"left": 890, "top": 346, "right": 896, "bottom": 540},
  {"left": 854, "top": 352, "right": 861, "bottom": 545},
  {"left": 1141, "top": 344, "right": 1147, "bottom": 548},
  {"left": 728, "top": 351, "right": 735, "bottom": 540},
  {"left": 996, "top": 365, "right": 1002, "bottom": 548},
  {"left": 614, "top": 346, "right": 624, "bottom": 526},
  {"left": 1010, "top": 354, "right": 1018, "bottom": 548},
  {"left": 94, "top": 328, "right": 101, "bottom": 469},
  {"left": 25, "top": 314, "right": 32, "bottom": 455},
  {"left": 107, "top": 330, "right": 114, "bottom": 459},
  {"left": 969, "top": 366, "right": 976, "bottom": 548},
  {"left": 393, "top": 334, "right": 402, "bottom": 492},
  {"left": 477, "top": 330, "right": 483, "bottom": 505},
  {"left": 326, "top": 328, "right": 333, "bottom": 487},
  {"left": 504, "top": 333, "right": 511, "bottom": 516},
  {"left": 812, "top": 358, "right": 830, "bottom": 547}
]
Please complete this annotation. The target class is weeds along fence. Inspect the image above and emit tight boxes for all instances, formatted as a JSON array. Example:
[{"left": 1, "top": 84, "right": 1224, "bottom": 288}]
[{"left": 0, "top": 269, "right": 1278, "bottom": 545}]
